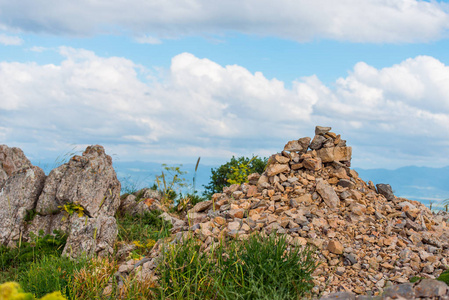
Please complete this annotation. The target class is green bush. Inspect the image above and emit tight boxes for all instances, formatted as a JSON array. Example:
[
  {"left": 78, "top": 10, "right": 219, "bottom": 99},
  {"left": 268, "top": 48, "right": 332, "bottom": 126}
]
[{"left": 203, "top": 156, "right": 267, "bottom": 198}]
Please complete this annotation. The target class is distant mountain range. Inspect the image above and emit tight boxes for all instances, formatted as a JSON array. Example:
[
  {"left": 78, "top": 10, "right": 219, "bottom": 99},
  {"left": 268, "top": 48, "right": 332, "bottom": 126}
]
[{"left": 34, "top": 159, "right": 449, "bottom": 209}]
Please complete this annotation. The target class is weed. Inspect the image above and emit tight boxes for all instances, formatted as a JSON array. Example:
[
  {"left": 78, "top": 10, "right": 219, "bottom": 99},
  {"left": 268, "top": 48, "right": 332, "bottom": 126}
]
[{"left": 70, "top": 256, "right": 117, "bottom": 299}]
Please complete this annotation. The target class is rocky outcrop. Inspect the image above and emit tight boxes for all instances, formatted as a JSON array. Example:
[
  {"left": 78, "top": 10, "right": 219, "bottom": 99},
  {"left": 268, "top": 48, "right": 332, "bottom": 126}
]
[
  {"left": 30, "top": 145, "right": 121, "bottom": 257},
  {"left": 0, "top": 144, "right": 121, "bottom": 258},
  {"left": 162, "top": 126, "right": 449, "bottom": 298},
  {"left": 0, "top": 145, "right": 33, "bottom": 186},
  {"left": 0, "top": 165, "right": 46, "bottom": 247}
]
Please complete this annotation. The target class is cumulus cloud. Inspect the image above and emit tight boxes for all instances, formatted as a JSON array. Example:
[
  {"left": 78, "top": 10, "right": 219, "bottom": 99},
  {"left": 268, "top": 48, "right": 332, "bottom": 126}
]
[
  {"left": 0, "top": 0, "right": 448, "bottom": 43},
  {"left": 1, "top": 49, "right": 449, "bottom": 168},
  {"left": 0, "top": 33, "right": 23, "bottom": 45}
]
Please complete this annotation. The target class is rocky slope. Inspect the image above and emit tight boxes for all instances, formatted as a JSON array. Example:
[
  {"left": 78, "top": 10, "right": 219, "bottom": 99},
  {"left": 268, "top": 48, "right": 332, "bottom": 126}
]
[{"left": 171, "top": 126, "right": 449, "bottom": 298}]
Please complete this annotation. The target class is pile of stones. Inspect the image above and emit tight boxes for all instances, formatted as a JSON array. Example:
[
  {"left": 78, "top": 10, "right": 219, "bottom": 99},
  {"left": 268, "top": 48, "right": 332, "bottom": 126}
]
[{"left": 172, "top": 126, "right": 449, "bottom": 298}]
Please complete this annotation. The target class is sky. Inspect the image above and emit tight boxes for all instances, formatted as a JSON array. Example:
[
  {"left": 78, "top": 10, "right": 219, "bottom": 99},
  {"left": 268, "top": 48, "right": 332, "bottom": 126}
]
[{"left": 1, "top": 0, "right": 449, "bottom": 170}]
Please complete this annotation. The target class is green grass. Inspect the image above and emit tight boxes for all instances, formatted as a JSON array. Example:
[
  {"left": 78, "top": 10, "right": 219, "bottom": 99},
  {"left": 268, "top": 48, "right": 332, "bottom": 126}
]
[
  {"left": 116, "top": 209, "right": 172, "bottom": 257},
  {"left": 20, "top": 255, "right": 88, "bottom": 299},
  {"left": 0, "top": 230, "right": 68, "bottom": 283},
  {"left": 156, "top": 232, "right": 318, "bottom": 300},
  {"left": 1, "top": 209, "right": 319, "bottom": 299}
]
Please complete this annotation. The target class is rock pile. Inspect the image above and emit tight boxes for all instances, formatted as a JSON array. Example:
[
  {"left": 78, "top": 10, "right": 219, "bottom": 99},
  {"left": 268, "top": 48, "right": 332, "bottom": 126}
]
[
  {"left": 0, "top": 145, "right": 121, "bottom": 257},
  {"left": 175, "top": 126, "right": 449, "bottom": 297}
]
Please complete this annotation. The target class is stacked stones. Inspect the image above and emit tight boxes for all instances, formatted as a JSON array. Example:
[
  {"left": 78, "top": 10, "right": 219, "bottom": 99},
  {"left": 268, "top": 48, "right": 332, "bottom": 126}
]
[{"left": 177, "top": 126, "right": 449, "bottom": 298}]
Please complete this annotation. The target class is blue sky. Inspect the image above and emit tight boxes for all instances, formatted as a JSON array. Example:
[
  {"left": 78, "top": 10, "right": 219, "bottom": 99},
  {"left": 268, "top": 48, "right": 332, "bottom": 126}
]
[{"left": 1, "top": 0, "right": 449, "bottom": 170}]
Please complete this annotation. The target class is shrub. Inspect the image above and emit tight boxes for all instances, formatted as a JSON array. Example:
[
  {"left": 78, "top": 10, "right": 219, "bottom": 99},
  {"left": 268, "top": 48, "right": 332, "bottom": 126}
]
[{"left": 203, "top": 156, "right": 267, "bottom": 198}]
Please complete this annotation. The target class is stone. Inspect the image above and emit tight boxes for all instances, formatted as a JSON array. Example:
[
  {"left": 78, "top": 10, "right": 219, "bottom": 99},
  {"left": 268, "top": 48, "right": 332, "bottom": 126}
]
[
  {"left": 143, "top": 188, "right": 162, "bottom": 201},
  {"left": 284, "top": 137, "right": 311, "bottom": 153},
  {"left": 338, "top": 179, "right": 355, "bottom": 189},
  {"left": 119, "top": 194, "right": 160, "bottom": 216},
  {"left": 190, "top": 200, "right": 212, "bottom": 213},
  {"left": 30, "top": 145, "right": 121, "bottom": 258},
  {"left": 315, "top": 126, "right": 332, "bottom": 136},
  {"left": 333, "top": 147, "right": 352, "bottom": 162},
  {"left": 62, "top": 215, "right": 118, "bottom": 258},
  {"left": 310, "top": 135, "right": 327, "bottom": 150},
  {"left": 316, "top": 148, "right": 334, "bottom": 163},
  {"left": 0, "top": 166, "right": 46, "bottom": 246},
  {"left": 382, "top": 283, "right": 415, "bottom": 299},
  {"left": 246, "top": 185, "right": 258, "bottom": 197},
  {"left": 228, "top": 221, "right": 240, "bottom": 231},
  {"left": 320, "top": 292, "right": 355, "bottom": 300},
  {"left": 414, "top": 279, "right": 447, "bottom": 298},
  {"left": 303, "top": 157, "right": 322, "bottom": 171},
  {"left": 328, "top": 240, "right": 343, "bottom": 254},
  {"left": 376, "top": 184, "right": 395, "bottom": 201},
  {"left": 274, "top": 154, "right": 290, "bottom": 164},
  {"left": 316, "top": 178, "right": 340, "bottom": 210},
  {"left": 0, "top": 145, "right": 33, "bottom": 185},
  {"left": 266, "top": 163, "right": 290, "bottom": 176},
  {"left": 35, "top": 145, "right": 120, "bottom": 217}
]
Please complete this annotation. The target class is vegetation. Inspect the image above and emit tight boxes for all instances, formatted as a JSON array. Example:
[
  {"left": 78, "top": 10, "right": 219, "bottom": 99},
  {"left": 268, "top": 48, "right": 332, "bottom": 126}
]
[
  {"left": 156, "top": 233, "right": 318, "bottom": 300},
  {"left": 116, "top": 209, "right": 172, "bottom": 257},
  {"left": 203, "top": 155, "right": 267, "bottom": 198}
]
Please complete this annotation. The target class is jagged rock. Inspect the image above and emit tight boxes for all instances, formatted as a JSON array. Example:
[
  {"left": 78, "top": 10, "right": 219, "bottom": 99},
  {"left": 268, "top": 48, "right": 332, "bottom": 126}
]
[
  {"left": 0, "top": 145, "right": 33, "bottom": 185},
  {"left": 62, "top": 215, "right": 118, "bottom": 258},
  {"left": 328, "top": 240, "right": 343, "bottom": 254},
  {"left": 376, "top": 183, "right": 395, "bottom": 201},
  {"left": 0, "top": 166, "right": 46, "bottom": 246},
  {"left": 189, "top": 200, "right": 212, "bottom": 213},
  {"left": 310, "top": 135, "right": 327, "bottom": 150},
  {"left": 316, "top": 178, "right": 340, "bottom": 210},
  {"left": 315, "top": 126, "right": 332, "bottom": 136},
  {"left": 266, "top": 163, "right": 290, "bottom": 176},
  {"left": 284, "top": 137, "right": 311, "bottom": 153},
  {"left": 34, "top": 145, "right": 120, "bottom": 217},
  {"left": 30, "top": 145, "right": 121, "bottom": 258}
]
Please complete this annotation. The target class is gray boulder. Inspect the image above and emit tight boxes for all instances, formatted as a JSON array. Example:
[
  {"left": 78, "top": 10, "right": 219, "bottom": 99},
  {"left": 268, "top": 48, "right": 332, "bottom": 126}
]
[
  {"left": 0, "top": 145, "right": 33, "bottom": 186},
  {"left": 31, "top": 145, "right": 121, "bottom": 257},
  {"left": 0, "top": 166, "right": 46, "bottom": 247},
  {"left": 376, "top": 183, "right": 395, "bottom": 201}
]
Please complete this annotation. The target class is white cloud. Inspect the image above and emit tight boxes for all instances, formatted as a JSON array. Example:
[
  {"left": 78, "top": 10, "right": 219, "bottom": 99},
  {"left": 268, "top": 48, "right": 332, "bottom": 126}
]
[
  {"left": 135, "top": 35, "right": 162, "bottom": 44},
  {"left": 28, "top": 46, "right": 48, "bottom": 52},
  {"left": 0, "top": 0, "right": 448, "bottom": 43},
  {"left": 0, "top": 33, "right": 23, "bottom": 45},
  {"left": 1, "top": 49, "right": 449, "bottom": 168}
]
